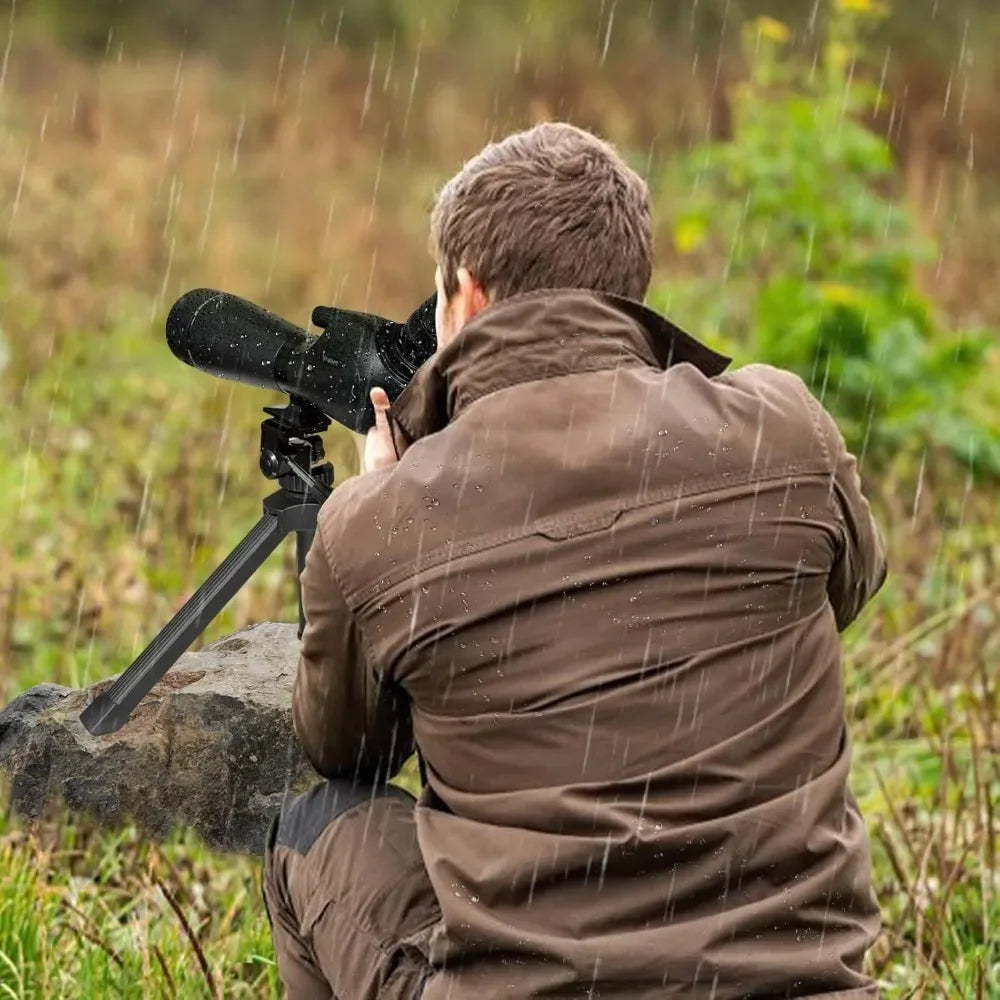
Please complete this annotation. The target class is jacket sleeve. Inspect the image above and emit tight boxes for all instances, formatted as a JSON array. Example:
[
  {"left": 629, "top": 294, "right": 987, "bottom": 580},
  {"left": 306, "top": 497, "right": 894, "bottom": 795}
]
[
  {"left": 291, "top": 523, "right": 415, "bottom": 783},
  {"left": 814, "top": 403, "right": 888, "bottom": 632}
]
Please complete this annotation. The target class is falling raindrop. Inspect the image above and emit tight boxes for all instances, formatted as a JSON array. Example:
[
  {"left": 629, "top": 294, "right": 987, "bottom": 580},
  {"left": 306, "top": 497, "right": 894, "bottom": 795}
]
[
  {"left": 361, "top": 42, "right": 377, "bottom": 127},
  {"left": 600, "top": 2, "right": 617, "bottom": 66}
]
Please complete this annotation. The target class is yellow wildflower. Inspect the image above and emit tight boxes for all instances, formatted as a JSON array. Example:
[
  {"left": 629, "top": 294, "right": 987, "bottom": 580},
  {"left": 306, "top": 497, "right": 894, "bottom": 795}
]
[
  {"left": 755, "top": 16, "right": 791, "bottom": 43},
  {"left": 827, "top": 41, "right": 851, "bottom": 72},
  {"left": 673, "top": 217, "right": 707, "bottom": 255},
  {"left": 819, "top": 283, "right": 860, "bottom": 305}
]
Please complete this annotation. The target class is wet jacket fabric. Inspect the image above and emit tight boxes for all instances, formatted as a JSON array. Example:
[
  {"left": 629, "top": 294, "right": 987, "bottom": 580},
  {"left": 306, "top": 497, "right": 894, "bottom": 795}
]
[{"left": 292, "top": 288, "right": 887, "bottom": 999}]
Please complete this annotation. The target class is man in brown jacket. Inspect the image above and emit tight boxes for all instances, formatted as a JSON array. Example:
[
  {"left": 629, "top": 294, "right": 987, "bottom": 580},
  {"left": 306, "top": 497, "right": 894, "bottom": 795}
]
[{"left": 262, "top": 122, "right": 887, "bottom": 999}]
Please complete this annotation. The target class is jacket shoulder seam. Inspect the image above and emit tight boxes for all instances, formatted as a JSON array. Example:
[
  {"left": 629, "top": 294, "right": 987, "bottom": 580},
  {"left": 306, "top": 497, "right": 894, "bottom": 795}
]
[{"left": 790, "top": 377, "right": 850, "bottom": 538}]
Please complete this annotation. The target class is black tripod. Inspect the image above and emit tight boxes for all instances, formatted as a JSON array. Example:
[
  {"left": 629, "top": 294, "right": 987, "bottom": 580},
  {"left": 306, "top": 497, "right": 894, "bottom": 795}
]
[{"left": 80, "top": 398, "right": 334, "bottom": 736}]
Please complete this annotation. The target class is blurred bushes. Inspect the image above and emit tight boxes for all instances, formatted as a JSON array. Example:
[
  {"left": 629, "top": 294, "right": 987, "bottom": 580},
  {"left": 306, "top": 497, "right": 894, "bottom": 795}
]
[
  {"left": 652, "top": 1, "right": 1000, "bottom": 482},
  {"left": 13, "top": 0, "right": 1000, "bottom": 65}
]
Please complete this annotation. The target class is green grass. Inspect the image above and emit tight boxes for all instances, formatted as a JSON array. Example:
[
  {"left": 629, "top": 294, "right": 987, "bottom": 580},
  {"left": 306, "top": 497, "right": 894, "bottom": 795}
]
[{"left": 0, "top": 803, "right": 281, "bottom": 998}]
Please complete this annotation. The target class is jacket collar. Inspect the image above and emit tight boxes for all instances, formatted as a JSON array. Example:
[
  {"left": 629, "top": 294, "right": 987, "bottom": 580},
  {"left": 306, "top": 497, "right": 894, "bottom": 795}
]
[{"left": 388, "top": 287, "right": 731, "bottom": 453}]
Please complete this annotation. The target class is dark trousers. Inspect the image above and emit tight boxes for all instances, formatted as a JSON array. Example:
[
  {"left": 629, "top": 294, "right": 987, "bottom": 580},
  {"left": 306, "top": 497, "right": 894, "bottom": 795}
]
[{"left": 262, "top": 780, "right": 441, "bottom": 1000}]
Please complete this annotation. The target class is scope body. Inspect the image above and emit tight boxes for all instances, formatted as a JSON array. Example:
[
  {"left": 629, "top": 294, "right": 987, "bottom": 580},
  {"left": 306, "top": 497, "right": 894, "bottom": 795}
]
[{"left": 166, "top": 289, "right": 436, "bottom": 434}]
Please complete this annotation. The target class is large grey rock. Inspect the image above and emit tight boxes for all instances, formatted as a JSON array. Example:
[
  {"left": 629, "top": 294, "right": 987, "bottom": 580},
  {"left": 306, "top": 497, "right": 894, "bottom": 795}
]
[{"left": 0, "top": 622, "right": 318, "bottom": 854}]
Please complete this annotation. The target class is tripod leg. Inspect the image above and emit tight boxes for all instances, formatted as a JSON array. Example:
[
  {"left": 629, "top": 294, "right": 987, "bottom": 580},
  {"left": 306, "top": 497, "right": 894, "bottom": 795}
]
[
  {"left": 295, "top": 528, "right": 316, "bottom": 639},
  {"left": 80, "top": 513, "right": 286, "bottom": 736}
]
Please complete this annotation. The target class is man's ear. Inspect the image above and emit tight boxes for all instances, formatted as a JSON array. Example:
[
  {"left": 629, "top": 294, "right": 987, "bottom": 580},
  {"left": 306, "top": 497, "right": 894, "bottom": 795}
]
[{"left": 456, "top": 267, "right": 491, "bottom": 321}]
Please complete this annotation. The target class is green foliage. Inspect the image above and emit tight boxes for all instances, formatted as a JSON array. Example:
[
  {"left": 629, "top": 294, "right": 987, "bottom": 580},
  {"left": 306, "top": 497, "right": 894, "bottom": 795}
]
[
  {"left": 652, "top": 5, "right": 1000, "bottom": 479},
  {"left": 0, "top": 849, "right": 44, "bottom": 996}
]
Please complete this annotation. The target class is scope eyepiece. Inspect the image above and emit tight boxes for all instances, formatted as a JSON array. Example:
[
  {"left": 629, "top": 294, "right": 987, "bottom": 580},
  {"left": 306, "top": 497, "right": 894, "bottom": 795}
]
[{"left": 378, "top": 294, "right": 437, "bottom": 383}]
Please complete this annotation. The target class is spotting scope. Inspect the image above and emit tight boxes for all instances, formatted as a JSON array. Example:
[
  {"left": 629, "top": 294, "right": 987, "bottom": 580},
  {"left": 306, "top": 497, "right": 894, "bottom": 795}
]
[
  {"left": 166, "top": 288, "right": 438, "bottom": 434},
  {"left": 79, "top": 286, "right": 437, "bottom": 737}
]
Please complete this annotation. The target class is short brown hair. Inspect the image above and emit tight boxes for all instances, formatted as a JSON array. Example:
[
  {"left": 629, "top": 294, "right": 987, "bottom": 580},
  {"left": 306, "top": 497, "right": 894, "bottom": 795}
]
[{"left": 430, "top": 122, "right": 652, "bottom": 302}]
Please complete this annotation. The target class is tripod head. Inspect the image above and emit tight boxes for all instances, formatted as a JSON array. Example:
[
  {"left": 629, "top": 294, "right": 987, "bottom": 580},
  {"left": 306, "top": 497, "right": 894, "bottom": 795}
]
[{"left": 259, "top": 397, "right": 333, "bottom": 505}]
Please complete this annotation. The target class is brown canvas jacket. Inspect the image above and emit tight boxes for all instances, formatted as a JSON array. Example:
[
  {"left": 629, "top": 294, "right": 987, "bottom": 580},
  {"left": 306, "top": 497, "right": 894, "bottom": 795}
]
[{"left": 292, "top": 288, "right": 887, "bottom": 999}]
